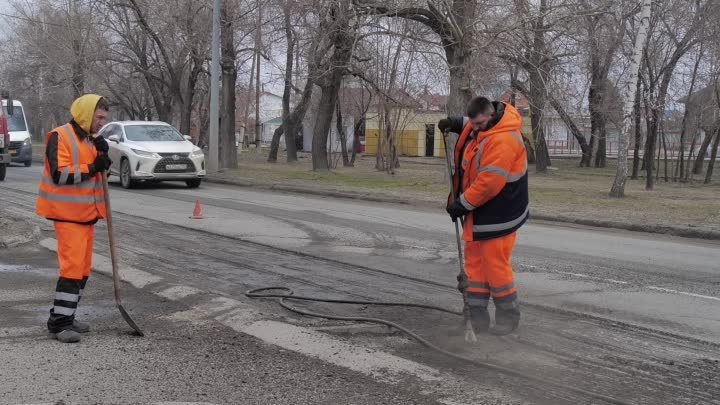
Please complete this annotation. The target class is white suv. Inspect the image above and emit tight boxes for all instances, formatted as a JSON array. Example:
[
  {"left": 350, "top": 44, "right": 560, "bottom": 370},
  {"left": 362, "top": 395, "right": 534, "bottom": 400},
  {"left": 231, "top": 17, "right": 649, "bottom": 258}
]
[{"left": 100, "top": 121, "right": 206, "bottom": 189}]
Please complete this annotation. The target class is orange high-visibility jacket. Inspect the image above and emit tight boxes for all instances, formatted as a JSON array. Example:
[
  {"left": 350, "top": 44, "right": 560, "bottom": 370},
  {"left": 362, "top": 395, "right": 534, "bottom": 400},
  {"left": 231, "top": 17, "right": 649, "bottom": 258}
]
[
  {"left": 36, "top": 124, "right": 106, "bottom": 223},
  {"left": 449, "top": 103, "right": 529, "bottom": 241}
]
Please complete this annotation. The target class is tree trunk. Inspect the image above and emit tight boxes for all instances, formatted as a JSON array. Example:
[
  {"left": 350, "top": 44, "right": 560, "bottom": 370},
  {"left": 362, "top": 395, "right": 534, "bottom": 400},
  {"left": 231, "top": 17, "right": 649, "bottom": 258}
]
[
  {"left": 313, "top": 79, "right": 342, "bottom": 171},
  {"left": 675, "top": 108, "right": 690, "bottom": 181},
  {"left": 646, "top": 108, "right": 659, "bottom": 190},
  {"left": 595, "top": 118, "right": 607, "bottom": 168},
  {"left": 350, "top": 117, "right": 363, "bottom": 167},
  {"left": 311, "top": 0, "right": 353, "bottom": 171},
  {"left": 694, "top": 128, "right": 714, "bottom": 174},
  {"left": 241, "top": 52, "right": 257, "bottom": 149},
  {"left": 70, "top": 0, "right": 84, "bottom": 99},
  {"left": 446, "top": 50, "right": 472, "bottom": 115},
  {"left": 705, "top": 126, "right": 720, "bottom": 184},
  {"left": 610, "top": 0, "right": 651, "bottom": 197},
  {"left": 180, "top": 66, "right": 199, "bottom": 136},
  {"left": 661, "top": 122, "right": 668, "bottom": 182},
  {"left": 587, "top": 76, "right": 604, "bottom": 167},
  {"left": 529, "top": 71, "right": 549, "bottom": 172},
  {"left": 631, "top": 78, "right": 643, "bottom": 179},
  {"left": 220, "top": 0, "right": 238, "bottom": 169},
  {"left": 674, "top": 59, "right": 703, "bottom": 180},
  {"left": 71, "top": 38, "right": 84, "bottom": 99},
  {"left": 269, "top": 4, "right": 296, "bottom": 162},
  {"left": 518, "top": 80, "right": 589, "bottom": 165},
  {"left": 336, "top": 103, "right": 350, "bottom": 167},
  {"left": 684, "top": 111, "right": 701, "bottom": 181},
  {"left": 254, "top": 0, "right": 262, "bottom": 147}
]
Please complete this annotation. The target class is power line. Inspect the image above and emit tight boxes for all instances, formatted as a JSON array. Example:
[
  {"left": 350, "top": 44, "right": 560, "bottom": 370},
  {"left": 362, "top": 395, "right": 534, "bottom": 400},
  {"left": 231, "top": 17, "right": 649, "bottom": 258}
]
[{"left": 0, "top": 11, "right": 66, "bottom": 28}]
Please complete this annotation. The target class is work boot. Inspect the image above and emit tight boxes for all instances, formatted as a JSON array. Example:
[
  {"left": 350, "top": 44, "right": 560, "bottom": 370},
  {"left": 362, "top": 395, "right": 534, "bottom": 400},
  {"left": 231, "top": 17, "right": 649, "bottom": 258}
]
[
  {"left": 490, "top": 308, "right": 520, "bottom": 336},
  {"left": 469, "top": 307, "right": 490, "bottom": 334},
  {"left": 49, "top": 330, "right": 81, "bottom": 343},
  {"left": 71, "top": 320, "right": 90, "bottom": 334}
]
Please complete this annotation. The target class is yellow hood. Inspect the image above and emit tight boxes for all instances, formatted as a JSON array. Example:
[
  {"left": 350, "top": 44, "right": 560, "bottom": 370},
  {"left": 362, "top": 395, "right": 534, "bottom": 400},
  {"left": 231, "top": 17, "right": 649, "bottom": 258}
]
[{"left": 70, "top": 94, "right": 103, "bottom": 134}]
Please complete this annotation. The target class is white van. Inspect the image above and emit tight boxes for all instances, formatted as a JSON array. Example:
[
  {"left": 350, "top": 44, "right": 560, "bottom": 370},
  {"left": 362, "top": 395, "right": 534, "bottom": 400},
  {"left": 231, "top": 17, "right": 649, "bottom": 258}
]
[{"left": 3, "top": 100, "right": 32, "bottom": 167}]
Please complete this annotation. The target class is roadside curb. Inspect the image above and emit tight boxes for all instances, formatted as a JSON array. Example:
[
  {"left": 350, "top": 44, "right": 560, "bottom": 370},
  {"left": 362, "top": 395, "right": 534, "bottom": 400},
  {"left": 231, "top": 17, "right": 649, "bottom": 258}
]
[
  {"left": 206, "top": 177, "right": 412, "bottom": 205},
  {"left": 530, "top": 214, "right": 720, "bottom": 241},
  {"left": 206, "top": 176, "right": 720, "bottom": 241}
]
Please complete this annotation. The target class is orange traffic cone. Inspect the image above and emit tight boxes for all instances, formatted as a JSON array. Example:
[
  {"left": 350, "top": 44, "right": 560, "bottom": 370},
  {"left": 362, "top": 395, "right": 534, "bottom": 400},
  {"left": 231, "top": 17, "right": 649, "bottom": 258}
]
[{"left": 191, "top": 200, "right": 204, "bottom": 219}]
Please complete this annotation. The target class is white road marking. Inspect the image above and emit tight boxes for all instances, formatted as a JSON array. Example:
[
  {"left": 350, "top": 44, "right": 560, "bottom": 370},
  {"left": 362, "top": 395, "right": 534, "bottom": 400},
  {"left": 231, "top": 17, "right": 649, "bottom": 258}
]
[
  {"left": 554, "top": 270, "right": 628, "bottom": 285},
  {"left": 40, "top": 238, "right": 163, "bottom": 288},
  {"left": 523, "top": 264, "right": 720, "bottom": 302},
  {"left": 646, "top": 286, "right": 720, "bottom": 302},
  {"left": 163, "top": 294, "right": 511, "bottom": 404}
]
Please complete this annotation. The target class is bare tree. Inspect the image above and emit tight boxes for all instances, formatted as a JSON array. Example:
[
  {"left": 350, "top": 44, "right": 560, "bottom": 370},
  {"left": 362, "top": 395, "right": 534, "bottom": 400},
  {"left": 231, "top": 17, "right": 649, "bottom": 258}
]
[
  {"left": 641, "top": 0, "right": 715, "bottom": 190},
  {"left": 674, "top": 46, "right": 704, "bottom": 181},
  {"left": 269, "top": 0, "right": 298, "bottom": 162},
  {"left": 312, "top": 0, "right": 356, "bottom": 170},
  {"left": 610, "top": 0, "right": 651, "bottom": 198},
  {"left": 579, "top": 0, "right": 628, "bottom": 168},
  {"left": 220, "top": 0, "right": 238, "bottom": 169},
  {"left": 704, "top": 73, "right": 720, "bottom": 183},
  {"left": 631, "top": 74, "right": 643, "bottom": 179},
  {"left": 355, "top": 0, "right": 477, "bottom": 115}
]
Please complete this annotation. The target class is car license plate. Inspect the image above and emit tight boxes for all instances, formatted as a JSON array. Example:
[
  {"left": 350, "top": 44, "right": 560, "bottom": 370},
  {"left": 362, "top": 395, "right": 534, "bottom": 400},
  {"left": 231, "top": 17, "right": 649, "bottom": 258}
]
[
  {"left": 166, "top": 164, "right": 187, "bottom": 170},
  {"left": 9, "top": 150, "right": 17, "bottom": 156}
]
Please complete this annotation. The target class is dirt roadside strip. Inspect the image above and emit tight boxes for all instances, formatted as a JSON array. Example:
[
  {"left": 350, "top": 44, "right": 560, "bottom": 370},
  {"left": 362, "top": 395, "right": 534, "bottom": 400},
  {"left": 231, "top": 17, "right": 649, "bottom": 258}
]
[{"left": 205, "top": 175, "right": 720, "bottom": 241}]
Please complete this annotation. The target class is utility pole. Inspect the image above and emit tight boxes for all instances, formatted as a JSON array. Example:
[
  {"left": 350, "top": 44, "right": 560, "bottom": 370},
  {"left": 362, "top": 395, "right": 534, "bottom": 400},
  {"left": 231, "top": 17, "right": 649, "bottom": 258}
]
[
  {"left": 208, "top": 0, "right": 221, "bottom": 172},
  {"left": 254, "top": 0, "right": 262, "bottom": 147}
]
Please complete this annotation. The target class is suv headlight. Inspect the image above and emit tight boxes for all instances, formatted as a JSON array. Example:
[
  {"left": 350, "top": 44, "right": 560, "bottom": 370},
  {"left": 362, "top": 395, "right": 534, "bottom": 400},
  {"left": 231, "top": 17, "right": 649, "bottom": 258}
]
[
  {"left": 131, "top": 149, "right": 161, "bottom": 159},
  {"left": 23, "top": 137, "right": 31, "bottom": 146},
  {"left": 190, "top": 148, "right": 204, "bottom": 158}
]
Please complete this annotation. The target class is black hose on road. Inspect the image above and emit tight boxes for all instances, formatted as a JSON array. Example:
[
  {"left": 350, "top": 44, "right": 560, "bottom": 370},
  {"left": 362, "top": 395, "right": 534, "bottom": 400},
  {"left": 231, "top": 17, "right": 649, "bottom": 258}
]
[{"left": 246, "top": 287, "right": 632, "bottom": 405}]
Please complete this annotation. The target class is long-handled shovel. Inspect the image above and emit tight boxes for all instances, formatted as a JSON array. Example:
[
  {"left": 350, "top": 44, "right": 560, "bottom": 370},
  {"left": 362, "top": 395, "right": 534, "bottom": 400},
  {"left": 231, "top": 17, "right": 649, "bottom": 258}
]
[
  {"left": 101, "top": 172, "right": 144, "bottom": 336},
  {"left": 442, "top": 130, "right": 477, "bottom": 344}
]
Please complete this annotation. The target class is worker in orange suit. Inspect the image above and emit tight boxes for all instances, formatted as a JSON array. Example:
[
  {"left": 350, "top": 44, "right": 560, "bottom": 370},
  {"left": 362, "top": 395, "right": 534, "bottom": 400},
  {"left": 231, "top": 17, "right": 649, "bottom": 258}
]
[
  {"left": 439, "top": 96, "right": 529, "bottom": 336},
  {"left": 36, "top": 94, "right": 111, "bottom": 343}
]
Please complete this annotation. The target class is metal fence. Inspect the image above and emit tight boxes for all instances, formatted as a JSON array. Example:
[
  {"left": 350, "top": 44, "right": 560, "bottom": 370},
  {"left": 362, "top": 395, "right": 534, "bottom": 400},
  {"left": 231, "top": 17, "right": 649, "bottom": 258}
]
[{"left": 546, "top": 139, "right": 712, "bottom": 159}]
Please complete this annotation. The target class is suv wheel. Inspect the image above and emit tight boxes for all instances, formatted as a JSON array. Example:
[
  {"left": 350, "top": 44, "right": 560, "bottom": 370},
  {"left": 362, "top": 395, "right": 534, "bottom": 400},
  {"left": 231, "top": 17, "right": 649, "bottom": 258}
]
[
  {"left": 120, "top": 159, "right": 135, "bottom": 189},
  {"left": 186, "top": 179, "right": 201, "bottom": 189}
]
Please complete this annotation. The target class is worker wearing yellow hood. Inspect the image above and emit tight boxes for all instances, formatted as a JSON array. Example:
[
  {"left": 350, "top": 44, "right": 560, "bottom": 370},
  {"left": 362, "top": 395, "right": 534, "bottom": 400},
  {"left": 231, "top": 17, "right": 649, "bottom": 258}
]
[{"left": 36, "top": 94, "right": 112, "bottom": 343}]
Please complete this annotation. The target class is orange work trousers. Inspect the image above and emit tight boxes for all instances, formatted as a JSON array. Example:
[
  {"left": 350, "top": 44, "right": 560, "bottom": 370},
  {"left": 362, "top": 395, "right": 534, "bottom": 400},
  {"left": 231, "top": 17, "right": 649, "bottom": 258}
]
[
  {"left": 55, "top": 221, "right": 95, "bottom": 281},
  {"left": 48, "top": 221, "right": 95, "bottom": 332},
  {"left": 463, "top": 232, "right": 518, "bottom": 312}
]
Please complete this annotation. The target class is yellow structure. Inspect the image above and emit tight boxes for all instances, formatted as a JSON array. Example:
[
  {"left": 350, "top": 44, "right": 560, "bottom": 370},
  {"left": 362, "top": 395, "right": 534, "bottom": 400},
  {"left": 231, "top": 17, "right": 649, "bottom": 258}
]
[
  {"left": 365, "top": 111, "right": 449, "bottom": 157},
  {"left": 364, "top": 108, "right": 532, "bottom": 158}
]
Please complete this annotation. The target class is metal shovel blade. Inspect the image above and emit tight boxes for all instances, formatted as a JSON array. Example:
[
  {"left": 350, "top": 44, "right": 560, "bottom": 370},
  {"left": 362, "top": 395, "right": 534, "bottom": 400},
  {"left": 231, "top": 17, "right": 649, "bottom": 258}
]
[{"left": 117, "top": 304, "right": 144, "bottom": 336}]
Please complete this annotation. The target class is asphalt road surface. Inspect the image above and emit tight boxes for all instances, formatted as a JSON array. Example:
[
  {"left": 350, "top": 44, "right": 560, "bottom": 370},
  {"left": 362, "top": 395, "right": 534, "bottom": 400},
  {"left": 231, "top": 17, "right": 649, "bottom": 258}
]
[{"left": 1, "top": 164, "right": 719, "bottom": 405}]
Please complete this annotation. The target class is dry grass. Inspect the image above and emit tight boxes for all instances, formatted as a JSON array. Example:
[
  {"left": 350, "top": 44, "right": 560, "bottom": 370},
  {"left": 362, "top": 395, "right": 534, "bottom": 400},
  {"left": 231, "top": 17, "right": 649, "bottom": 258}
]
[{"left": 223, "top": 148, "right": 720, "bottom": 233}]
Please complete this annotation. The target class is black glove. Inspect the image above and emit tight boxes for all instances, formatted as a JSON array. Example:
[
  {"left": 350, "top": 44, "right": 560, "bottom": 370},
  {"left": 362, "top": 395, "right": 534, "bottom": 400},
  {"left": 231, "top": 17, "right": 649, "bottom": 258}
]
[
  {"left": 93, "top": 136, "right": 109, "bottom": 154},
  {"left": 438, "top": 118, "right": 451, "bottom": 133},
  {"left": 446, "top": 198, "right": 470, "bottom": 222},
  {"left": 92, "top": 154, "right": 112, "bottom": 173}
]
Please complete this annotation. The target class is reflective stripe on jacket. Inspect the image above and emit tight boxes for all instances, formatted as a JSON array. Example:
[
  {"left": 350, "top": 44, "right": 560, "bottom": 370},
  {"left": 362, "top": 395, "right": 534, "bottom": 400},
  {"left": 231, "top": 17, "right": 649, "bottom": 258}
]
[
  {"left": 36, "top": 124, "right": 106, "bottom": 223},
  {"left": 449, "top": 103, "right": 529, "bottom": 241}
]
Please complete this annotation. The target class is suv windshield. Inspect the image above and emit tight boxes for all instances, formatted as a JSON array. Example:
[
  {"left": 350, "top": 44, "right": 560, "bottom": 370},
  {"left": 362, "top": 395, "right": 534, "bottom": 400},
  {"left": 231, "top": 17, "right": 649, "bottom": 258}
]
[
  {"left": 125, "top": 125, "right": 184, "bottom": 142},
  {"left": 3, "top": 105, "right": 27, "bottom": 132}
]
